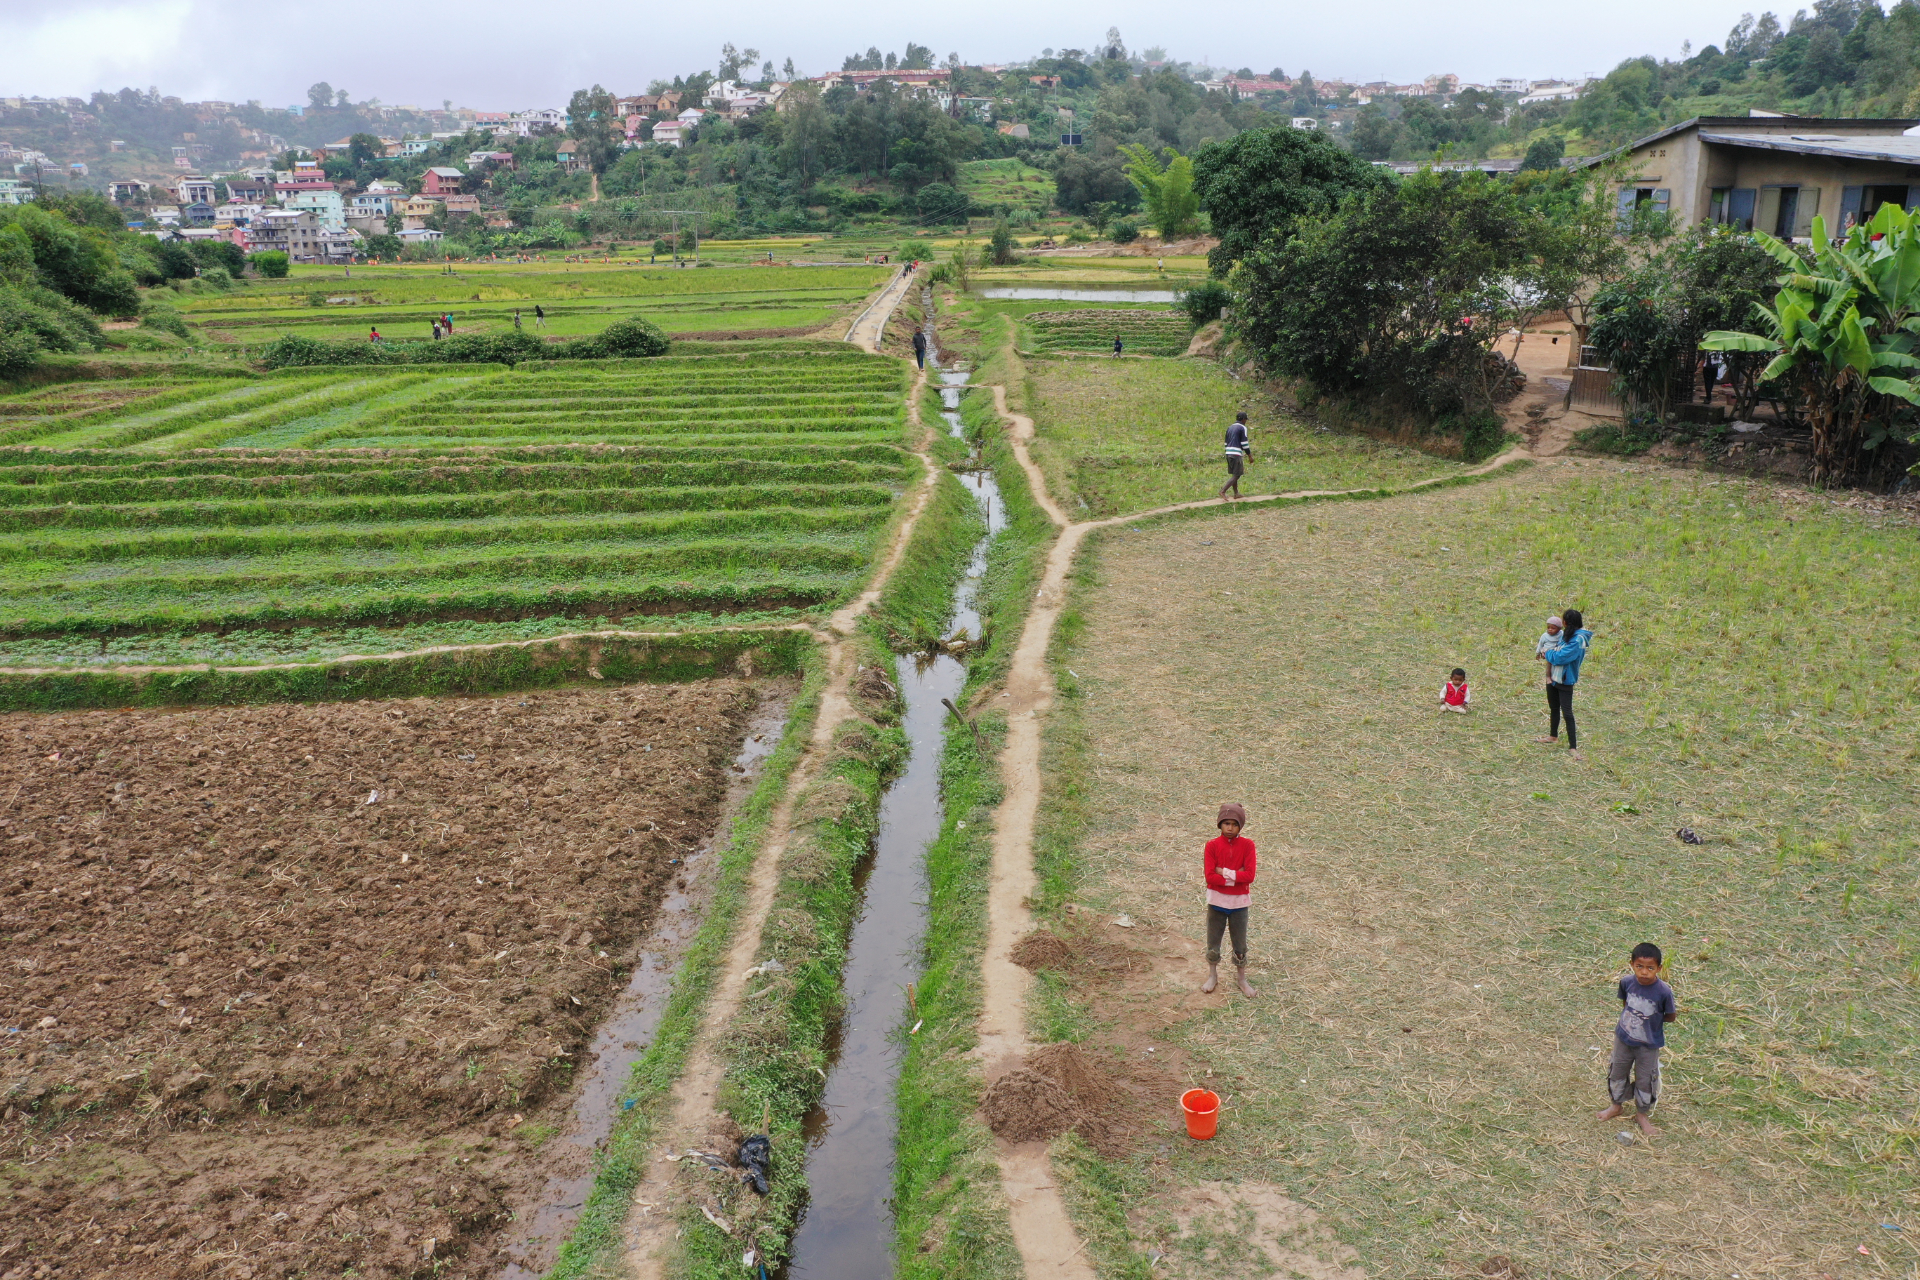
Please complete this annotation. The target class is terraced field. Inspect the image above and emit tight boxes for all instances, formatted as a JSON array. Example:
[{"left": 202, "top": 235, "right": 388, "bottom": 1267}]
[
  {"left": 182, "top": 262, "right": 892, "bottom": 345},
  {"left": 1024, "top": 307, "right": 1193, "bottom": 356},
  {"left": 0, "top": 348, "right": 912, "bottom": 665}
]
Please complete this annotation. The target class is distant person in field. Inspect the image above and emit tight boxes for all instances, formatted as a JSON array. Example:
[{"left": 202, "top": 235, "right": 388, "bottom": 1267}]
[
  {"left": 912, "top": 327, "right": 928, "bottom": 369},
  {"left": 534, "top": 304, "right": 546, "bottom": 328},
  {"left": 1536, "top": 608, "right": 1592, "bottom": 758},
  {"left": 442, "top": 312, "right": 454, "bottom": 334},
  {"left": 1534, "top": 615, "right": 1565, "bottom": 718},
  {"left": 1598, "top": 942, "right": 1676, "bottom": 1138},
  {"left": 1440, "top": 667, "right": 1471, "bottom": 713},
  {"left": 1218, "top": 410, "right": 1251, "bottom": 501},
  {"left": 1202, "top": 803, "right": 1257, "bottom": 997},
  {"left": 1112, "top": 335, "right": 1123, "bottom": 357},
  {"left": 513, "top": 309, "right": 522, "bottom": 329},
  {"left": 431, "top": 320, "right": 442, "bottom": 340},
  {"left": 368, "top": 326, "right": 381, "bottom": 343}
]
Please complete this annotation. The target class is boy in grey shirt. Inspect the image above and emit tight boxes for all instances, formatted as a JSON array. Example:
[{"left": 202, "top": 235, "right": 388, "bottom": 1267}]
[{"left": 1598, "top": 941, "right": 1677, "bottom": 1137}]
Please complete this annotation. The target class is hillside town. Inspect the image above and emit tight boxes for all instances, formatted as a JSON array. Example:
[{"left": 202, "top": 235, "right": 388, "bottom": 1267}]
[{"left": 2, "top": 66, "right": 1605, "bottom": 261}]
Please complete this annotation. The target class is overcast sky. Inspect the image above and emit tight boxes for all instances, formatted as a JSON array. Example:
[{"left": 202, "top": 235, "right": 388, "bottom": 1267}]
[{"left": 1, "top": 0, "right": 1761, "bottom": 106}]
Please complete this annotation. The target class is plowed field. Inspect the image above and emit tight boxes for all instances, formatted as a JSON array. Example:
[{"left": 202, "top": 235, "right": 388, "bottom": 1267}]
[{"left": 0, "top": 678, "right": 767, "bottom": 1279}]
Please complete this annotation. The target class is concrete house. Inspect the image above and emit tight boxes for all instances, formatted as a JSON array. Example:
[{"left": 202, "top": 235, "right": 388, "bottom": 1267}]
[
  {"left": 421, "top": 167, "right": 465, "bottom": 196},
  {"left": 1583, "top": 114, "right": 1920, "bottom": 239}
]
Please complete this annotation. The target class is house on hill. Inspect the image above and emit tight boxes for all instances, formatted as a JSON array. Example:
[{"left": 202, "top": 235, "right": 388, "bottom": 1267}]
[
  {"left": 1579, "top": 114, "right": 1920, "bottom": 239},
  {"left": 421, "top": 166, "right": 465, "bottom": 196},
  {"left": 555, "top": 139, "right": 587, "bottom": 172}
]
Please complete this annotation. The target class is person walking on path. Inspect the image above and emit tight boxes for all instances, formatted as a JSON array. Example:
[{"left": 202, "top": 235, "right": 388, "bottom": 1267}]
[
  {"left": 1202, "top": 803, "right": 1257, "bottom": 997},
  {"left": 533, "top": 304, "right": 547, "bottom": 328},
  {"left": 912, "top": 327, "right": 928, "bottom": 369},
  {"left": 1218, "top": 411, "right": 1252, "bottom": 501},
  {"left": 441, "top": 312, "right": 454, "bottom": 334},
  {"left": 1112, "top": 334, "right": 1124, "bottom": 358},
  {"left": 1536, "top": 608, "right": 1592, "bottom": 758},
  {"left": 1597, "top": 942, "right": 1676, "bottom": 1138}
]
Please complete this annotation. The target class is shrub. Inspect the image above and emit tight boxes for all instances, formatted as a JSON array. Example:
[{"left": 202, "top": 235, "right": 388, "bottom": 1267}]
[
  {"left": 152, "top": 240, "right": 200, "bottom": 282},
  {"left": 365, "top": 234, "right": 403, "bottom": 258},
  {"left": 582, "top": 316, "right": 670, "bottom": 358},
  {"left": 898, "top": 238, "right": 934, "bottom": 262},
  {"left": 0, "top": 283, "right": 105, "bottom": 355},
  {"left": 251, "top": 250, "right": 290, "bottom": 278},
  {"left": 1178, "top": 279, "right": 1232, "bottom": 328},
  {"left": 190, "top": 239, "right": 247, "bottom": 276},
  {"left": 0, "top": 326, "right": 39, "bottom": 380},
  {"left": 1460, "top": 409, "right": 1509, "bottom": 461},
  {"left": 1110, "top": 219, "right": 1139, "bottom": 244},
  {"left": 139, "top": 301, "right": 194, "bottom": 342}
]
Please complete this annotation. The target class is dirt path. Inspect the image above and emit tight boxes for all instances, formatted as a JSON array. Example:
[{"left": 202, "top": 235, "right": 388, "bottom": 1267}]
[
  {"left": 976, "top": 385, "right": 1534, "bottom": 1277},
  {"left": 620, "top": 291, "right": 922, "bottom": 1279},
  {"left": 846, "top": 269, "right": 919, "bottom": 352}
]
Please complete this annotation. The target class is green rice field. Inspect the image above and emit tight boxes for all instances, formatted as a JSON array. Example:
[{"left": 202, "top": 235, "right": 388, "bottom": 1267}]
[
  {"left": 181, "top": 262, "right": 893, "bottom": 345},
  {"left": 0, "top": 347, "right": 913, "bottom": 664},
  {"left": 1024, "top": 308, "right": 1193, "bottom": 356}
]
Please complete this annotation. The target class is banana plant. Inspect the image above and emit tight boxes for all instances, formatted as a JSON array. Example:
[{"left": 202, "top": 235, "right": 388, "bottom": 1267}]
[{"left": 1701, "top": 202, "right": 1920, "bottom": 483}]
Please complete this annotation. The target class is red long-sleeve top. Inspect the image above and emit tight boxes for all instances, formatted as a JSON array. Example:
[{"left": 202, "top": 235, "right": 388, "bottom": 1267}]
[{"left": 1203, "top": 834, "right": 1257, "bottom": 909}]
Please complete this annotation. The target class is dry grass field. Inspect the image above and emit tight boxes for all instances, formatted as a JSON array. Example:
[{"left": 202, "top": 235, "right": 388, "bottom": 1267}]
[{"left": 1037, "top": 459, "right": 1920, "bottom": 1278}]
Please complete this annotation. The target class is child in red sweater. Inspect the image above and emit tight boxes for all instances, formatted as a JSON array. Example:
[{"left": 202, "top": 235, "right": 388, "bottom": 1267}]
[{"left": 1203, "top": 802, "right": 1257, "bottom": 997}]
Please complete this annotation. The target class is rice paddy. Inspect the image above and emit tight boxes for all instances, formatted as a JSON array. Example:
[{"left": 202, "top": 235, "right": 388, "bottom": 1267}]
[{"left": 0, "top": 347, "right": 913, "bottom": 664}]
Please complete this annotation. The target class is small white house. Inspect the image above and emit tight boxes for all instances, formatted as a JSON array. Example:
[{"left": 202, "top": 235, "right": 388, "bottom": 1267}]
[
  {"left": 397, "top": 227, "right": 443, "bottom": 242},
  {"left": 651, "top": 120, "right": 686, "bottom": 148},
  {"left": 1291, "top": 117, "right": 1319, "bottom": 130}
]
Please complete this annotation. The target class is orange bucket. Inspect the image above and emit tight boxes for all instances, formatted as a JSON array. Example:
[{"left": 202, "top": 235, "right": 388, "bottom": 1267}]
[{"left": 1181, "top": 1088, "right": 1220, "bottom": 1140}]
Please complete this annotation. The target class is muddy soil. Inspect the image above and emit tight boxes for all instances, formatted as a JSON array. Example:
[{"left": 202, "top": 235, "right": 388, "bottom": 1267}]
[{"left": 0, "top": 679, "right": 769, "bottom": 1279}]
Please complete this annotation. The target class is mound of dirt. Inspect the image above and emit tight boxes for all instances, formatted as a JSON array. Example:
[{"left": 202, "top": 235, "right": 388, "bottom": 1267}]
[
  {"left": 982, "top": 1041, "right": 1172, "bottom": 1157},
  {"left": 1010, "top": 930, "right": 1074, "bottom": 970},
  {"left": 1009, "top": 928, "right": 1141, "bottom": 979},
  {"left": 0, "top": 679, "right": 764, "bottom": 1278},
  {"left": 981, "top": 1066, "right": 1083, "bottom": 1143}
]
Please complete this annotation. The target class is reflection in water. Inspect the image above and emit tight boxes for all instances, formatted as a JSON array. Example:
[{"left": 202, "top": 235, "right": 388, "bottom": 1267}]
[{"left": 978, "top": 286, "right": 1178, "bottom": 302}]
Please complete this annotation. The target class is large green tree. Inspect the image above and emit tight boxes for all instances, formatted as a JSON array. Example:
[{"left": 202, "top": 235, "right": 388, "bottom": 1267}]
[
  {"left": 566, "top": 85, "right": 622, "bottom": 182},
  {"left": 1190, "top": 124, "right": 1389, "bottom": 275}
]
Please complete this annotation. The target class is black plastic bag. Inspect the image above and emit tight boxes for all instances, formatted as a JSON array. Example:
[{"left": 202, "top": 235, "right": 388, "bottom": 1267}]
[{"left": 738, "top": 1134, "right": 771, "bottom": 1196}]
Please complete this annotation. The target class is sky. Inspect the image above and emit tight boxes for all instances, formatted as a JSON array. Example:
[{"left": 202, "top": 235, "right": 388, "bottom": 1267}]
[{"left": 0, "top": 0, "right": 1765, "bottom": 107}]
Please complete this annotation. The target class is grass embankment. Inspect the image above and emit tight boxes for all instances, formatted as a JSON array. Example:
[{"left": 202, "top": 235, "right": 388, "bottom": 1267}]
[
  {"left": 1041, "top": 462, "right": 1920, "bottom": 1278},
  {"left": 1026, "top": 356, "right": 1465, "bottom": 518}
]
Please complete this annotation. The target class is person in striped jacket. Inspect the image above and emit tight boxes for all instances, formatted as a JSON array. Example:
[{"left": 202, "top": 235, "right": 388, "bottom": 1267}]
[{"left": 1218, "top": 411, "right": 1252, "bottom": 501}]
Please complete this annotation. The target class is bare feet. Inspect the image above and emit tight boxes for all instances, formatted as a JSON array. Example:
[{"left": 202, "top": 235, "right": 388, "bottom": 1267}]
[
  {"left": 1236, "top": 968, "right": 1256, "bottom": 997},
  {"left": 1202, "top": 966, "right": 1218, "bottom": 994},
  {"left": 1568, "top": 748, "right": 1584, "bottom": 760},
  {"left": 1634, "top": 1112, "right": 1658, "bottom": 1137},
  {"left": 1534, "top": 735, "right": 1559, "bottom": 745},
  {"left": 1595, "top": 1103, "right": 1625, "bottom": 1121}
]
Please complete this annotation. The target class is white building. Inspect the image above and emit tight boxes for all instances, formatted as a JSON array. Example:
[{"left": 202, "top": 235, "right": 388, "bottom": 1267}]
[
  {"left": 1518, "top": 79, "right": 1593, "bottom": 105},
  {"left": 1291, "top": 117, "right": 1319, "bottom": 130},
  {"left": 651, "top": 119, "right": 686, "bottom": 147}
]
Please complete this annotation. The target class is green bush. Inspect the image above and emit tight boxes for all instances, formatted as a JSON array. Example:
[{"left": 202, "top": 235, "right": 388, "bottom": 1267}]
[
  {"left": 1110, "top": 219, "right": 1139, "bottom": 244},
  {"left": 251, "top": 250, "right": 291, "bottom": 278},
  {"left": 139, "top": 301, "right": 194, "bottom": 341},
  {"left": 1461, "top": 410, "right": 1509, "bottom": 462},
  {"left": 190, "top": 239, "right": 247, "bottom": 277},
  {"left": 257, "top": 322, "right": 667, "bottom": 369},
  {"left": 898, "top": 238, "right": 934, "bottom": 261},
  {"left": 1178, "top": 278, "right": 1232, "bottom": 328},
  {"left": 0, "top": 326, "right": 40, "bottom": 380}
]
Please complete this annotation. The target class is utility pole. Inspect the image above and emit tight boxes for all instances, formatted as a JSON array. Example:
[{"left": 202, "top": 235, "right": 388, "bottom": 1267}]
[{"left": 660, "top": 209, "right": 703, "bottom": 263}]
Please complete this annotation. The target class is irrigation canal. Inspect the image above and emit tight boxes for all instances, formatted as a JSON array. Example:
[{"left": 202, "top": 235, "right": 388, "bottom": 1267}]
[{"left": 783, "top": 306, "right": 1006, "bottom": 1277}]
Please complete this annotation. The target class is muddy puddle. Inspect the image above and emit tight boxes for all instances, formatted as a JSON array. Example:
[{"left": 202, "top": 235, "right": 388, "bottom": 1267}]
[
  {"left": 782, "top": 299, "right": 1005, "bottom": 1277},
  {"left": 496, "top": 686, "right": 795, "bottom": 1279}
]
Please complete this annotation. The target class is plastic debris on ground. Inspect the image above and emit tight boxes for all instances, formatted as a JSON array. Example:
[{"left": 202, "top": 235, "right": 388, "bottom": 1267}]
[{"left": 738, "top": 1134, "right": 772, "bottom": 1196}]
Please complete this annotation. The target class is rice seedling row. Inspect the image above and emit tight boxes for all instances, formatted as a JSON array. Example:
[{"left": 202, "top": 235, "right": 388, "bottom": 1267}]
[
  {"left": 1024, "top": 309, "right": 1193, "bottom": 356},
  {"left": 0, "top": 347, "right": 916, "bottom": 660}
]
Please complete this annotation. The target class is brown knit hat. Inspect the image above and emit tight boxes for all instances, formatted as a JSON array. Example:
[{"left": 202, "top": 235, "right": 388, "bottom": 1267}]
[{"left": 1217, "top": 802, "right": 1247, "bottom": 828}]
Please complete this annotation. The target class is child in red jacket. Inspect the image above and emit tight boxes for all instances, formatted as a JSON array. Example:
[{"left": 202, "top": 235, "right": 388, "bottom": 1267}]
[{"left": 1203, "top": 802, "right": 1257, "bottom": 997}]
